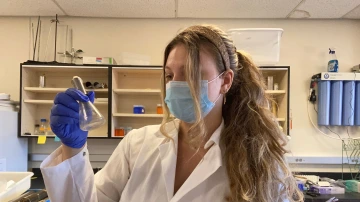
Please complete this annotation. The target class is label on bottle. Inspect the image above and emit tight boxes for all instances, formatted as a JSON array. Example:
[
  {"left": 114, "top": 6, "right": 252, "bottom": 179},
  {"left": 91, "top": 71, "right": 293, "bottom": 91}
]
[{"left": 328, "top": 60, "right": 339, "bottom": 72}]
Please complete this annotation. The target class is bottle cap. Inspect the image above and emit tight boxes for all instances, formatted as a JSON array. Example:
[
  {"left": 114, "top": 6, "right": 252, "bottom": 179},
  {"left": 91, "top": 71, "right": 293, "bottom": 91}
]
[
  {"left": 40, "top": 119, "right": 47, "bottom": 122},
  {"left": 157, "top": 104, "right": 162, "bottom": 107}
]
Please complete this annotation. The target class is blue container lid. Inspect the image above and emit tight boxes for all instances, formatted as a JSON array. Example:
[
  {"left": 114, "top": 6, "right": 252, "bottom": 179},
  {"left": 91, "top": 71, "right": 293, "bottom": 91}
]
[{"left": 40, "top": 118, "right": 47, "bottom": 122}]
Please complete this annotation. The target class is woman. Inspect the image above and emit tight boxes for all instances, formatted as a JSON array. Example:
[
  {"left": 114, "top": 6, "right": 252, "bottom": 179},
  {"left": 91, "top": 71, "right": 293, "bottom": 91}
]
[{"left": 41, "top": 25, "right": 303, "bottom": 202}]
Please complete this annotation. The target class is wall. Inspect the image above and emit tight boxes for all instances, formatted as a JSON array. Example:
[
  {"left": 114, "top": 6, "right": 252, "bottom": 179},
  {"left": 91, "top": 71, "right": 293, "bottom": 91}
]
[
  {"left": 1, "top": 17, "right": 360, "bottom": 171},
  {"left": 0, "top": 17, "right": 29, "bottom": 101}
]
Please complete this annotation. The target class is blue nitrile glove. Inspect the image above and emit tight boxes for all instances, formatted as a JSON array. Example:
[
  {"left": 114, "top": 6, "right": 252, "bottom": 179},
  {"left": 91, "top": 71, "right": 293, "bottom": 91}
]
[{"left": 50, "top": 88, "right": 95, "bottom": 149}]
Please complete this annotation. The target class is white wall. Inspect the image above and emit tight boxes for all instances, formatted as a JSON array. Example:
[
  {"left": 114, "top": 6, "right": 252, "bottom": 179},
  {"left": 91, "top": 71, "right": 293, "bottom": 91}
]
[
  {"left": 0, "top": 17, "right": 29, "bottom": 101},
  {"left": 1, "top": 17, "right": 360, "bottom": 171}
]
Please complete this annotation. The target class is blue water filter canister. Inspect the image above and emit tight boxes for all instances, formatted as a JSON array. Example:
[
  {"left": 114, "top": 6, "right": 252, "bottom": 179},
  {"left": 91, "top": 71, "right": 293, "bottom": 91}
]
[
  {"left": 330, "top": 81, "right": 343, "bottom": 125},
  {"left": 318, "top": 81, "right": 331, "bottom": 126},
  {"left": 355, "top": 81, "right": 360, "bottom": 126},
  {"left": 342, "top": 81, "right": 355, "bottom": 126}
]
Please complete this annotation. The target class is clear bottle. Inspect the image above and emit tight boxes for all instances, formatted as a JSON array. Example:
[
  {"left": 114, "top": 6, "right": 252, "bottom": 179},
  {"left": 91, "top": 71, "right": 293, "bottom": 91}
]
[
  {"left": 39, "top": 119, "right": 47, "bottom": 135},
  {"left": 328, "top": 48, "right": 339, "bottom": 72},
  {"left": 45, "top": 125, "right": 54, "bottom": 136},
  {"left": 34, "top": 124, "right": 40, "bottom": 135}
]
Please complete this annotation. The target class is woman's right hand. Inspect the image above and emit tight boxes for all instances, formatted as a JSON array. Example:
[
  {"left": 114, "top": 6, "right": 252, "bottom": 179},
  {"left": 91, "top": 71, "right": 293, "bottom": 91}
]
[{"left": 50, "top": 88, "right": 95, "bottom": 149}]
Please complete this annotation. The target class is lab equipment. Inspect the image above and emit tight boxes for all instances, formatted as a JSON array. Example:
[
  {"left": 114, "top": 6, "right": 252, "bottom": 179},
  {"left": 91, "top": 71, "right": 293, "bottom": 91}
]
[
  {"left": 267, "top": 76, "right": 274, "bottom": 90},
  {"left": 83, "top": 56, "right": 116, "bottom": 65},
  {"left": 342, "top": 81, "right": 355, "bottom": 126},
  {"left": 72, "top": 76, "right": 106, "bottom": 131},
  {"left": 273, "top": 83, "right": 279, "bottom": 90},
  {"left": 39, "top": 74, "right": 45, "bottom": 88},
  {"left": 345, "top": 180, "right": 360, "bottom": 193},
  {"left": 311, "top": 185, "right": 345, "bottom": 194},
  {"left": 318, "top": 81, "right": 330, "bottom": 125},
  {"left": 355, "top": 81, "right": 360, "bottom": 126},
  {"left": 133, "top": 105, "right": 145, "bottom": 114},
  {"left": 45, "top": 125, "right": 54, "bottom": 136},
  {"left": 330, "top": 81, "right": 342, "bottom": 125},
  {"left": 328, "top": 48, "right": 338, "bottom": 72},
  {"left": 157, "top": 104, "right": 163, "bottom": 114},
  {"left": 115, "top": 127, "right": 125, "bottom": 137},
  {"left": 85, "top": 81, "right": 93, "bottom": 89},
  {"left": 39, "top": 119, "right": 47, "bottom": 135},
  {"left": 0, "top": 172, "right": 33, "bottom": 202},
  {"left": 352, "top": 64, "right": 360, "bottom": 73},
  {"left": 34, "top": 124, "right": 40, "bottom": 135},
  {"left": 50, "top": 88, "right": 95, "bottom": 148}
]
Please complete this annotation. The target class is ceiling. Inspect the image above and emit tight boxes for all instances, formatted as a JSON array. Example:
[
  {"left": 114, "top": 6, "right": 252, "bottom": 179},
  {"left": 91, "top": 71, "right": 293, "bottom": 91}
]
[{"left": 1, "top": 0, "right": 360, "bottom": 19}]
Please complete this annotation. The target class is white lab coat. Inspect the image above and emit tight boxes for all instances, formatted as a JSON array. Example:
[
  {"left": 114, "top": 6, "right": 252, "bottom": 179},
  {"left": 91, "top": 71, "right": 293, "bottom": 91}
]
[{"left": 40, "top": 119, "right": 289, "bottom": 202}]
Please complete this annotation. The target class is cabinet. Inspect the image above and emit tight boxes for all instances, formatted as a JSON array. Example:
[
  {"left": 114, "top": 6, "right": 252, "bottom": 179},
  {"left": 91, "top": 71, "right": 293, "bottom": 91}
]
[
  {"left": 19, "top": 64, "right": 111, "bottom": 138},
  {"left": 260, "top": 66, "right": 290, "bottom": 136},
  {"left": 19, "top": 63, "right": 290, "bottom": 138},
  {"left": 111, "top": 66, "right": 163, "bottom": 138}
]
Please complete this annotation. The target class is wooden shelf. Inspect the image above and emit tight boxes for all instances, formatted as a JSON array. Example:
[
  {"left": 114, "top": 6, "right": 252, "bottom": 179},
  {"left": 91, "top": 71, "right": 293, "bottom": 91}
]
[
  {"left": 113, "top": 113, "right": 163, "bottom": 118},
  {"left": 20, "top": 135, "right": 107, "bottom": 138},
  {"left": 24, "top": 87, "right": 108, "bottom": 93},
  {"left": 113, "top": 89, "right": 161, "bottom": 95},
  {"left": 23, "top": 99, "right": 108, "bottom": 106},
  {"left": 21, "top": 135, "right": 56, "bottom": 137},
  {"left": 265, "top": 90, "right": 286, "bottom": 95}
]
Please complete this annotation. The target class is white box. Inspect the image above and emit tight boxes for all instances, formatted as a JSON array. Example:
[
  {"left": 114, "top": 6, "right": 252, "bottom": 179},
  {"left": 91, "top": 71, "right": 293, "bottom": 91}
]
[
  {"left": 0, "top": 172, "right": 33, "bottom": 201},
  {"left": 227, "top": 28, "right": 283, "bottom": 66},
  {"left": 118, "top": 52, "right": 151, "bottom": 65},
  {"left": 83, "top": 57, "right": 116, "bottom": 65}
]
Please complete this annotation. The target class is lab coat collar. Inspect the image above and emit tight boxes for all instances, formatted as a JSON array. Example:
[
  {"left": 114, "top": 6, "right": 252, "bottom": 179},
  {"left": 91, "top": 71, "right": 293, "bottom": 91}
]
[
  {"left": 158, "top": 119, "right": 224, "bottom": 201},
  {"left": 204, "top": 119, "right": 224, "bottom": 150}
]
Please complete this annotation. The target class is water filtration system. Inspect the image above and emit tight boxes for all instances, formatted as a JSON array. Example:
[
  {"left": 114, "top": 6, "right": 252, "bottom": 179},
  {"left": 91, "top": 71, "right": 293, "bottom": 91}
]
[{"left": 313, "top": 72, "right": 360, "bottom": 126}]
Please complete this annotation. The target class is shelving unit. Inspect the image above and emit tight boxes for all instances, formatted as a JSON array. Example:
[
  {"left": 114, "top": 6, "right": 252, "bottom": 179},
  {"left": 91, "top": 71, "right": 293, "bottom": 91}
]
[
  {"left": 19, "top": 64, "right": 290, "bottom": 138},
  {"left": 20, "top": 64, "right": 110, "bottom": 138},
  {"left": 111, "top": 67, "right": 163, "bottom": 137},
  {"left": 260, "top": 66, "right": 290, "bottom": 135}
]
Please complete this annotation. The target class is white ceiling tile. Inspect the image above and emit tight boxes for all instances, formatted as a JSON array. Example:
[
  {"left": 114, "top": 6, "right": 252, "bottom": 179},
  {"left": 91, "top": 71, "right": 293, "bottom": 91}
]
[
  {"left": 0, "top": 0, "right": 64, "bottom": 16},
  {"left": 56, "top": 0, "right": 175, "bottom": 18},
  {"left": 293, "top": 0, "right": 360, "bottom": 18},
  {"left": 177, "top": 0, "right": 302, "bottom": 18},
  {"left": 343, "top": 4, "right": 360, "bottom": 19}
]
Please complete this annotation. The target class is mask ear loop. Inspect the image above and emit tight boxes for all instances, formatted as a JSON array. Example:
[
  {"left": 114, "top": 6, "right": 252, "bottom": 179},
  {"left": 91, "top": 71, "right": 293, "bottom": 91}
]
[{"left": 207, "top": 71, "right": 226, "bottom": 84}]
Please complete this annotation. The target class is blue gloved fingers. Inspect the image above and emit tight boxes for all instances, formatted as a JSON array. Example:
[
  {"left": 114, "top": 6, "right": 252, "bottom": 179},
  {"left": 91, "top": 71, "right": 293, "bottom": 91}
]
[
  {"left": 51, "top": 104, "right": 79, "bottom": 119},
  {"left": 87, "top": 91, "right": 95, "bottom": 103},
  {"left": 54, "top": 92, "right": 80, "bottom": 112},
  {"left": 50, "top": 115, "right": 78, "bottom": 125},
  {"left": 65, "top": 88, "right": 90, "bottom": 103}
]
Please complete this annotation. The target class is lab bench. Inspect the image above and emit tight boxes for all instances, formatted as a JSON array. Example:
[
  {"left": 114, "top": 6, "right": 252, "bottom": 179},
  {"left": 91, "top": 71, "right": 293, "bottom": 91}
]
[{"left": 30, "top": 170, "right": 360, "bottom": 202}]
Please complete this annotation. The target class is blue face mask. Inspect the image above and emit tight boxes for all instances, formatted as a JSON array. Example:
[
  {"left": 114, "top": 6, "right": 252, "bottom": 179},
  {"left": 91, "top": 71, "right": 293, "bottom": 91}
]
[{"left": 164, "top": 72, "right": 224, "bottom": 123}]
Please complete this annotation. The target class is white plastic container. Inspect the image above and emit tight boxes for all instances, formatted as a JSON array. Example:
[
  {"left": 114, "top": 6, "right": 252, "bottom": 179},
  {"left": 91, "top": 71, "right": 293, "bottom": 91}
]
[
  {"left": 227, "top": 28, "right": 283, "bottom": 66},
  {"left": 0, "top": 172, "right": 33, "bottom": 202}
]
